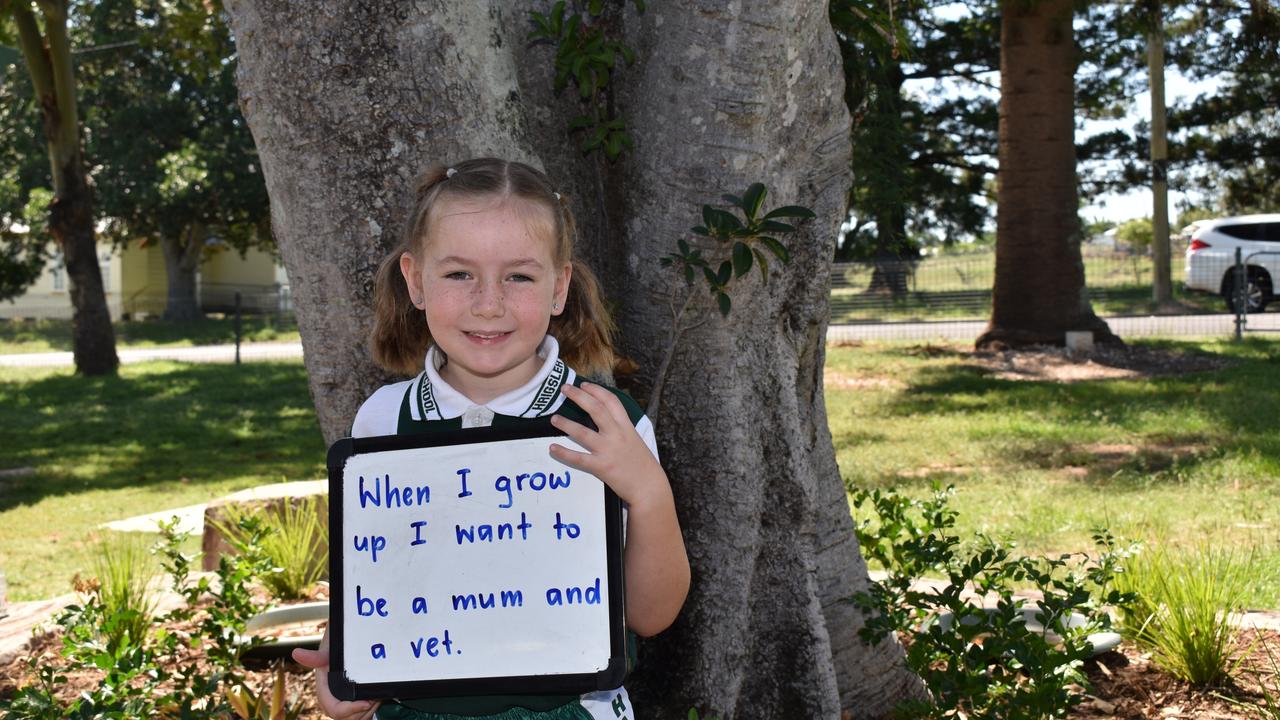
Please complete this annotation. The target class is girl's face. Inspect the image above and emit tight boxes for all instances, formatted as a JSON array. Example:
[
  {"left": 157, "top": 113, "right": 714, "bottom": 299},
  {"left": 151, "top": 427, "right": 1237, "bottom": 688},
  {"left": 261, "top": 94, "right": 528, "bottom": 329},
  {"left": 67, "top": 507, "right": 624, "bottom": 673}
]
[{"left": 399, "top": 196, "right": 571, "bottom": 404}]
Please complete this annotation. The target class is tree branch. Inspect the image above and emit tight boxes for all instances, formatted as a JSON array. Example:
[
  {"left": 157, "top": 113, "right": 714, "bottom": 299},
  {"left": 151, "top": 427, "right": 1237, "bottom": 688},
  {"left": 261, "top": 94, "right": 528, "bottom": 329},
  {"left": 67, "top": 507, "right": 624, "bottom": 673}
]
[
  {"left": 41, "top": 0, "right": 79, "bottom": 158},
  {"left": 10, "top": 4, "right": 56, "bottom": 102}
]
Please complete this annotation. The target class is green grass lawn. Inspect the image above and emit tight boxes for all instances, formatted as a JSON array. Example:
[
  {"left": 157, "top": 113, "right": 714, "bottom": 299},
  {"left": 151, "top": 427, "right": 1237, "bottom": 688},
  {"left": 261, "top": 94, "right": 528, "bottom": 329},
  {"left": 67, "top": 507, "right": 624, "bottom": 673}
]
[
  {"left": 0, "top": 360, "right": 324, "bottom": 600},
  {"left": 3, "top": 338, "right": 1278, "bottom": 610},
  {"left": 0, "top": 316, "right": 301, "bottom": 354},
  {"left": 827, "top": 338, "right": 1280, "bottom": 609}
]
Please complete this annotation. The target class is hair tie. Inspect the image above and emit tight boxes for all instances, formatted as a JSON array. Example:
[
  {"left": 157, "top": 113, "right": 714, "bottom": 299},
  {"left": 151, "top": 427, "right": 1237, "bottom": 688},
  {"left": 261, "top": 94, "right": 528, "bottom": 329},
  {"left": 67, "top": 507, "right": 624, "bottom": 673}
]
[
  {"left": 446, "top": 168, "right": 457, "bottom": 178},
  {"left": 553, "top": 192, "right": 561, "bottom": 201}
]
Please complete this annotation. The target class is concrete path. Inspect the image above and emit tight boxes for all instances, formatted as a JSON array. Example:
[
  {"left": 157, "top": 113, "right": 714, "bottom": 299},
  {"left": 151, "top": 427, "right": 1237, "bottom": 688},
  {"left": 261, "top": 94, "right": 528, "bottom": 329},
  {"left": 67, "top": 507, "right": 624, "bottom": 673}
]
[
  {"left": 4, "top": 312, "right": 1277, "bottom": 370},
  {"left": 0, "top": 341, "right": 304, "bottom": 367}
]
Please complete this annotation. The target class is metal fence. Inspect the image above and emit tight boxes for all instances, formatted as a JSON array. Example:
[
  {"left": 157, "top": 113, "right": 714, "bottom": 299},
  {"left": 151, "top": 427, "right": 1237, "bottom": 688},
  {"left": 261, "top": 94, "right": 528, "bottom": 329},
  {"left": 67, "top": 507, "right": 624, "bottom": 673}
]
[
  {"left": 6, "top": 248, "right": 1280, "bottom": 367},
  {"left": 827, "top": 246, "right": 1280, "bottom": 343}
]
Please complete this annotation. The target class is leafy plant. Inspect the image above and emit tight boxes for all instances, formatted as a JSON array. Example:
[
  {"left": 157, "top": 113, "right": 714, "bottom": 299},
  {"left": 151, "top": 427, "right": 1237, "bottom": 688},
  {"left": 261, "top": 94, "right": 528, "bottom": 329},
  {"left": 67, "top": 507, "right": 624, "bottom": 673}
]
[
  {"left": 1114, "top": 544, "right": 1252, "bottom": 686},
  {"left": 646, "top": 184, "right": 815, "bottom": 419},
  {"left": 528, "top": 0, "right": 644, "bottom": 160},
  {"left": 225, "top": 662, "right": 306, "bottom": 720},
  {"left": 214, "top": 497, "right": 329, "bottom": 601},
  {"left": 0, "top": 517, "right": 274, "bottom": 719},
  {"left": 851, "top": 484, "right": 1134, "bottom": 719},
  {"left": 89, "top": 534, "right": 161, "bottom": 653}
]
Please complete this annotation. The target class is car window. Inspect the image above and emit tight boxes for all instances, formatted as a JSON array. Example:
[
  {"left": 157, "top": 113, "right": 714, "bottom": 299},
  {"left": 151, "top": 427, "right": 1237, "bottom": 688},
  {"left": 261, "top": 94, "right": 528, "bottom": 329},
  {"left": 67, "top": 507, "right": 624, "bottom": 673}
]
[
  {"left": 1266, "top": 223, "right": 1280, "bottom": 243},
  {"left": 1218, "top": 223, "right": 1267, "bottom": 241}
]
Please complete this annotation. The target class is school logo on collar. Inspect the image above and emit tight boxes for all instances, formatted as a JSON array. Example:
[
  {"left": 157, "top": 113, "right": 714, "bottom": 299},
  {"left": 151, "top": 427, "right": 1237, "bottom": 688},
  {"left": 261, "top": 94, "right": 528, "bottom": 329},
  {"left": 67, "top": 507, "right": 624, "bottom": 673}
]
[
  {"left": 418, "top": 373, "right": 441, "bottom": 421},
  {"left": 522, "top": 359, "right": 567, "bottom": 417}
]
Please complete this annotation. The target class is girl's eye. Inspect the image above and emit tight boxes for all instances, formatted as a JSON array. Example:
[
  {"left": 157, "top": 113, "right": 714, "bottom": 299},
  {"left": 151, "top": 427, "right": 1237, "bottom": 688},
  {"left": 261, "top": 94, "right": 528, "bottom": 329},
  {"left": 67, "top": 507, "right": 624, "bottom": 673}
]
[
  {"left": 444, "top": 271, "right": 471, "bottom": 280},
  {"left": 508, "top": 274, "right": 534, "bottom": 283}
]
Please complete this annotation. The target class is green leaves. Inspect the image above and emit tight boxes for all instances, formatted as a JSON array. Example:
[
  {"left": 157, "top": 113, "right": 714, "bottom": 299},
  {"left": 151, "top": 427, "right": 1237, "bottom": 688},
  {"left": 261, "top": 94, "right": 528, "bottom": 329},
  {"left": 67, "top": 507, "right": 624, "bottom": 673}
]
[
  {"left": 528, "top": 1, "right": 640, "bottom": 161},
  {"left": 850, "top": 485, "right": 1129, "bottom": 720},
  {"left": 664, "top": 182, "right": 815, "bottom": 317}
]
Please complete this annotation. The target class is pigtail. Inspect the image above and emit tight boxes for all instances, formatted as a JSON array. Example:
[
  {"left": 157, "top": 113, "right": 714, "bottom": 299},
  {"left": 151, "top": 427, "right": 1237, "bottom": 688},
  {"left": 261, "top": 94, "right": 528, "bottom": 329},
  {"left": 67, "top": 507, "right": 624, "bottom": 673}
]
[
  {"left": 369, "top": 167, "right": 450, "bottom": 376},
  {"left": 551, "top": 259, "right": 616, "bottom": 378},
  {"left": 370, "top": 250, "right": 431, "bottom": 376}
]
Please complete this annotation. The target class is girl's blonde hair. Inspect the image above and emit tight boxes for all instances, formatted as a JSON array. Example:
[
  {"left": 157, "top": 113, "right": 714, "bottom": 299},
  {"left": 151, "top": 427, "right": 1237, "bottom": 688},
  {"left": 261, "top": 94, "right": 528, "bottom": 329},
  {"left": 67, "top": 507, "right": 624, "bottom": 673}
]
[{"left": 371, "top": 158, "right": 616, "bottom": 377}]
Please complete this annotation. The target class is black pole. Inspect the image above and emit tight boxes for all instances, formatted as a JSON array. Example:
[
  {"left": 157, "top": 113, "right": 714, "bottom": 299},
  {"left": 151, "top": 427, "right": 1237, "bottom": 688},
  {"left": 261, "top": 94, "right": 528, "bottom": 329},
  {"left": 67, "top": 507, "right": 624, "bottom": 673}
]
[
  {"left": 1234, "top": 248, "right": 1244, "bottom": 341},
  {"left": 235, "top": 291, "right": 242, "bottom": 365}
]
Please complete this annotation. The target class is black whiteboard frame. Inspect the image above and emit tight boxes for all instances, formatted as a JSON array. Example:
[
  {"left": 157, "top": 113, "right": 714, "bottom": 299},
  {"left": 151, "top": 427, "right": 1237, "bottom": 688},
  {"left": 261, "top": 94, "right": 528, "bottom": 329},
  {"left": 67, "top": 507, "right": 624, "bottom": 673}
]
[{"left": 326, "top": 419, "right": 628, "bottom": 701}]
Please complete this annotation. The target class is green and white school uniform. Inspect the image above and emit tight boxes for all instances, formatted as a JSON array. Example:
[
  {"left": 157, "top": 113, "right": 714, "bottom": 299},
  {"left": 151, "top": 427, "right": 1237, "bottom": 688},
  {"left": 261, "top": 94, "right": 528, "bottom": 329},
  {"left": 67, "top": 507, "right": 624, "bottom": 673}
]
[{"left": 352, "top": 336, "right": 651, "bottom": 720}]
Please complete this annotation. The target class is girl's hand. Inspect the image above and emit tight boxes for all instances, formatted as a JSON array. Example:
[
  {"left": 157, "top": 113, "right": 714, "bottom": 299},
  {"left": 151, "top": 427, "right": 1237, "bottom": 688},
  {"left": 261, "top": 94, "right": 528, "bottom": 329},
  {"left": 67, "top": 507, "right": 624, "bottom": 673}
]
[
  {"left": 292, "top": 630, "right": 380, "bottom": 720},
  {"left": 550, "top": 382, "right": 690, "bottom": 636},
  {"left": 549, "top": 383, "right": 664, "bottom": 510}
]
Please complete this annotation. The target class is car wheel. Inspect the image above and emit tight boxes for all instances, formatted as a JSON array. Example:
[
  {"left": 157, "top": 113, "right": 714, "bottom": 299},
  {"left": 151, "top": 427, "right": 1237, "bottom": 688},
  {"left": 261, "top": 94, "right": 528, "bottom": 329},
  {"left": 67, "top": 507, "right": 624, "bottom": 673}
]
[{"left": 1224, "top": 270, "right": 1273, "bottom": 313}]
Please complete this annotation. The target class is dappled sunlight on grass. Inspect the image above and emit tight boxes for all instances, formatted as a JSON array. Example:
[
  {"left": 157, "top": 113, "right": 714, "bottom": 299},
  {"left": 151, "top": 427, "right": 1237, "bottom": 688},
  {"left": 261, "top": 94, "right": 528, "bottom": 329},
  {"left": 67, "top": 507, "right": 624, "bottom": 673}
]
[
  {"left": 0, "top": 360, "right": 324, "bottom": 600},
  {"left": 829, "top": 339, "right": 1280, "bottom": 608}
]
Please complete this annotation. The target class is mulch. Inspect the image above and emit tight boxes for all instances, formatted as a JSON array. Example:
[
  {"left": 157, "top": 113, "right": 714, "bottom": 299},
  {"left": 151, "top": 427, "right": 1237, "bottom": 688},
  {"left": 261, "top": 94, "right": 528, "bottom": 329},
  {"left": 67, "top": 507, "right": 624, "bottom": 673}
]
[
  {"left": 1073, "top": 628, "right": 1278, "bottom": 719},
  {"left": 3, "top": 609, "right": 1276, "bottom": 719}
]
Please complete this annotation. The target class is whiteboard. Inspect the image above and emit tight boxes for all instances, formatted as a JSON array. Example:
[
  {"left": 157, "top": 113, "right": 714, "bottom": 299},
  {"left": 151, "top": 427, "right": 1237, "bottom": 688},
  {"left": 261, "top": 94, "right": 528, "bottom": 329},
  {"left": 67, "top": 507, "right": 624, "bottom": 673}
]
[{"left": 326, "top": 423, "right": 626, "bottom": 700}]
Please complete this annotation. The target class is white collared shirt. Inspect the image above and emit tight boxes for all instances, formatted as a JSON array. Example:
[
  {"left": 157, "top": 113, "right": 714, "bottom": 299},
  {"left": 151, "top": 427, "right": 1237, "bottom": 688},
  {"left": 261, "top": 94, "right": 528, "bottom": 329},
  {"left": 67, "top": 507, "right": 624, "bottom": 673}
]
[{"left": 352, "top": 336, "right": 657, "bottom": 459}]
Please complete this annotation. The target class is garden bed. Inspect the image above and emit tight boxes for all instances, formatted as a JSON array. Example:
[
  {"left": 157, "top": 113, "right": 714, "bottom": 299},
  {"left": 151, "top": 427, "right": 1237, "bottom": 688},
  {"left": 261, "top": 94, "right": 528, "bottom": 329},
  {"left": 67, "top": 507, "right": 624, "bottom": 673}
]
[{"left": 2, "top": 623, "right": 1275, "bottom": 718}]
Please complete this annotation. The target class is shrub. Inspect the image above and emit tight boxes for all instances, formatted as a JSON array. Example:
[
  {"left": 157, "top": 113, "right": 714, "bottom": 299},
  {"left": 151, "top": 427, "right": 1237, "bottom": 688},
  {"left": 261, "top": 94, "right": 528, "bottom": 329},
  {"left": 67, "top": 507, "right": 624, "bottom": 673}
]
[
  {"left": 851, "top": 484, "right": 1133, "bottom": 720},
  {"left": 89, "top": 534, "right": 161, "bottom": 653},
  {"left": 0, "top": 518, "right": 274, "bottom": 719},
  {"left": 215, "top": 496, "right": 329, "bottom": 601},
  {"left": 225, "top": 662, "right": 306, "bottom": 720},
  {"left": 1114, "top": 544, "right": 1251, "bottom": 686}
]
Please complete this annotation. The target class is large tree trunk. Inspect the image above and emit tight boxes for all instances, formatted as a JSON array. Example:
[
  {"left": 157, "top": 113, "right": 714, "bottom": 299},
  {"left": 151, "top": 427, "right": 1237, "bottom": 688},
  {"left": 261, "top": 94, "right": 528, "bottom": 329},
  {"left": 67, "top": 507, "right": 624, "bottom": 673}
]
[
  {"left": 616, "top": 5, "right": 919, "bottom": 717},
  {"left": 976, "top": 0, "right": 1117, "bottom": 349},
  {"left": 225, "top": 1, "right": 917, "bottom": 716},
  {"left": 160, "top": 225, "right": 205, "bottom": 322},
  {"left": 225, "top": 1, "right": 538, "bottom": 441}
]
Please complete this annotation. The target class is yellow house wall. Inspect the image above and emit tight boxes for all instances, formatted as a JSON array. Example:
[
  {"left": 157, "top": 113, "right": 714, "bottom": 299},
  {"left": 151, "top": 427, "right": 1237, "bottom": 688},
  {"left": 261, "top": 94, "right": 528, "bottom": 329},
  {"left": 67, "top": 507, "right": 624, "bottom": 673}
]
[
  {"left": 201, "top": 246, "right": 278, "bottom": 287},
  {"left": 118, "top": 242, "right": 168, "bottom": 317},
  {"left": 0, "top": 242, "right": 124, "bottom": 320},
  {"left": 2, "top": 240, "right": 284, "bottom": 320}
]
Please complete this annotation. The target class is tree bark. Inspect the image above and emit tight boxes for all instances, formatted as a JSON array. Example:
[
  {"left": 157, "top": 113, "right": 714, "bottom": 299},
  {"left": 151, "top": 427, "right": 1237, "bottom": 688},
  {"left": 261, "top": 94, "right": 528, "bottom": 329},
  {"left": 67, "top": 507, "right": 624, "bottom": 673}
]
[
  {"left": 616, "top": 4, "right": 919, "bottom": 717},
  {"left": 976, "top": 0, "right": 1118, "bottom": 350},
  {"left": 160, "top": 225, "right": 205, "bottom": 322},
  {"left": 225, "top": 0, "right": 538, "bottom": 441},
  {"left": 50, "top": 157, "right": 118, "bottom": 374},
  {"left": 225, "top": 1, "right": 919, "bottom": 716}
]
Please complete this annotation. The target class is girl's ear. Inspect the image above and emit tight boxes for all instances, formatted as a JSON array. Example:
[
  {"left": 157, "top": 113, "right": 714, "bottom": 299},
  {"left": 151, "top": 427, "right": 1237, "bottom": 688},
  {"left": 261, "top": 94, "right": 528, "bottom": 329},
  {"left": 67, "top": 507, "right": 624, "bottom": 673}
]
[
  {"left": 399, "top": 252, "right": 425, "bottom": 309},
  {"left": 551, "top": 261, "right": 572, "bottom": 316}
]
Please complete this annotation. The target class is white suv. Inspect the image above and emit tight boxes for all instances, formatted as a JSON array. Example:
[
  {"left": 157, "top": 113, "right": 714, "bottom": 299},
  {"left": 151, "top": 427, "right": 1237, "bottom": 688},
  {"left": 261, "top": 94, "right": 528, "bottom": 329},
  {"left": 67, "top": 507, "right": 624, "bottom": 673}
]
[{"left": 1183, "top": 214, "right": 1280, "bottom": 312}]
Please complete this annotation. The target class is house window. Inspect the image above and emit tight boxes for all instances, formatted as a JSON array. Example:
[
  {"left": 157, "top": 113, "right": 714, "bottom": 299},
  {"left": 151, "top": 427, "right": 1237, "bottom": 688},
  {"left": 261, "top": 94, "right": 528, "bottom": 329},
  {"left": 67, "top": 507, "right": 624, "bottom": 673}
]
[{"left": 52, "top": 266, "right": 65, "bottom": 291}]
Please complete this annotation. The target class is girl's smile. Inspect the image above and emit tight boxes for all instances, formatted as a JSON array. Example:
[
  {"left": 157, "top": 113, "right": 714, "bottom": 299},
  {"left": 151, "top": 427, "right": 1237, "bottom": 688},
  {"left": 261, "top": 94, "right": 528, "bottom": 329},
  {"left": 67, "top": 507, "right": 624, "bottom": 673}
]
[{"left": 399, "top": 197, "right": 571, "bottom": 405}]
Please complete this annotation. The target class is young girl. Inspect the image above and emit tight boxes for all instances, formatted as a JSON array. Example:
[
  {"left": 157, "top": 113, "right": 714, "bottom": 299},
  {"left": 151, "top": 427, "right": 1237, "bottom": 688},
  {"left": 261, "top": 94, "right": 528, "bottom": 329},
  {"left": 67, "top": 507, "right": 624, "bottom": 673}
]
[{"left": 293, "top": 158, "right": 690, "bottom": 720}]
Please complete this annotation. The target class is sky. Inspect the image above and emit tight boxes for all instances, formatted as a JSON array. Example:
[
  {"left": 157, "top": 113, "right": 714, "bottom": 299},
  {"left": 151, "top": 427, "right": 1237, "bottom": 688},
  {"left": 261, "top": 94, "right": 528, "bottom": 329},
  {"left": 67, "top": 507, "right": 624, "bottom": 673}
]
[
  {"left": 1079, "top": 71, "right": 1220, "bottom": 227},
  {"left": 910, "top": 2, "right": 1227, "bottom": 230}
]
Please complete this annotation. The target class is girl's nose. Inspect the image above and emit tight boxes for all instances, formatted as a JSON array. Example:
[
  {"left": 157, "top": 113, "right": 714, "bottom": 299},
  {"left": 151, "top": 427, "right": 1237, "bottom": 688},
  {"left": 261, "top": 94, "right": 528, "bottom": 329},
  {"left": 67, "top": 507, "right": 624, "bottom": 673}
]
[{"left": 471, "top": 280, "right": 505, "bottom": 317}]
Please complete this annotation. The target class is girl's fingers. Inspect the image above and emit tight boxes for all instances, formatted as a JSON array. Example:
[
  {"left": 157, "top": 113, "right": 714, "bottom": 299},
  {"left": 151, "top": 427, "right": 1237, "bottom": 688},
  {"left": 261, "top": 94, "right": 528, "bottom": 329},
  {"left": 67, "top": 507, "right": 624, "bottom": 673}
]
[
  {"left": 548, "top": 441, "right": 597, "bottom": 473},
  {"left": 563, "top": 381, "right": 616, "bottom": 425},
  {"left": 578, "top": 382, "right": 631, "bottom": 426},
  {"left": 292, "top": 646, "right": 327, "bottom": 670},
  {"left": 549, "top": 412, "right": 598, "bottom": 447}
]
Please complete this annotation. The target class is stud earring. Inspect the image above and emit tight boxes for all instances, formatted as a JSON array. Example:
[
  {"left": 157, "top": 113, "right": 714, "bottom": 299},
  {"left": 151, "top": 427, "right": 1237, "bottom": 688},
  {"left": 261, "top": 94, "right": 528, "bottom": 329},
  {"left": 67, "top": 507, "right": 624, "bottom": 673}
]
[{"left": 552, "top": 302, "right": 559, "bottom": 312}]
